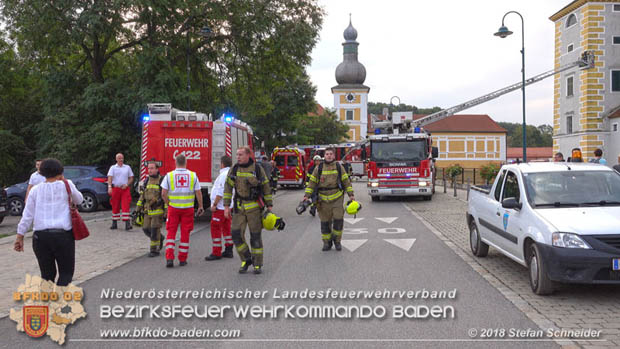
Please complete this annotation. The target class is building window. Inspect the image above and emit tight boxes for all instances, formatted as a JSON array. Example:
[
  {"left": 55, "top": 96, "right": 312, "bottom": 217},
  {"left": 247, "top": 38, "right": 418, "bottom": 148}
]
[
  {"left": 614, "top": 36, "right": 620, "bottom": 45},
  {"left": 566, "top": 76, "right": 574, "bottom": 97},
  {"left": 614, "top": 4, "right": 620, "bottom": 12},
  {"left": 346, "top": 110, "right": 354, "bottom": 120},
  {"left": 612, "top": 70, "right": 620, "bottom": 92},
  {"left": 566, "top": 14, "right": 577, "bottom": 28},
  {"left": 567, "top": 115, "right": 573, "bottom": 134},
  {"left": 567, "top": 43, "right": 574, "bottom": 52},
  {"left": 613, "top": 123, "right": 618, "bottom": 132}
]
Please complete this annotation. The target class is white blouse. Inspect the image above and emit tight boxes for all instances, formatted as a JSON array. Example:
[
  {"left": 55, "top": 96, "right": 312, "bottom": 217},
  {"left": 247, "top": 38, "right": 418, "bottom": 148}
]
[{"left": 17, "top": 180, "right": 84, "bottom": 236}]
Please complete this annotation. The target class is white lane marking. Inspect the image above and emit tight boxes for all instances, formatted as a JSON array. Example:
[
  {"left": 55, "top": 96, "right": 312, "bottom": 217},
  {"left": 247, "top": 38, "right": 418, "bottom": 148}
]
[
  {"left": 375, "top": 217, "right": 398, "bottom": 224},
  {"left": 341, "top": 239, "right": 367, "bottom": 252},
  {"left": 384, "top": 238, "right": 416, "bottom": 251},
  {"left": 343, "top": 228, "right": 368, "bottom": 235},
  {"left": 344, "top": 218, "right": 365, "bottom": 225},
  {"left": 377, "top": 228, "right": 406, "bottom": 234}
]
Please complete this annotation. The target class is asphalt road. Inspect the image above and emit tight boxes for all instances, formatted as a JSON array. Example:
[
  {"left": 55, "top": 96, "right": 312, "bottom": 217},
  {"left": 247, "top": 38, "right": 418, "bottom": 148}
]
[{"left": 0, "top": 183, "right": 558, "bottom": 349}]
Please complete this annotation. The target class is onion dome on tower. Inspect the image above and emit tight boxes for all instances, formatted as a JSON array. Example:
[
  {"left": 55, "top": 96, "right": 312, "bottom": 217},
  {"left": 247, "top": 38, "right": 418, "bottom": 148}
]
[{"left": 334, "top": 17, "right": 368, "bottom": 88}]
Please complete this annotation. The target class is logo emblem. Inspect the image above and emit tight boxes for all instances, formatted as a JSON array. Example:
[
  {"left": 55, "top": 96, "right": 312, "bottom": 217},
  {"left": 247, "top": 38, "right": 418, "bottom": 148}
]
[
  {"left": 23, "top": 306, "right": 48, "bottom": 338},
  {"left": 503, "top": 213, "right": 509, "bottom": 231},
  {"left": 175, "top": 174, "right": 190, "bottom": 188}
]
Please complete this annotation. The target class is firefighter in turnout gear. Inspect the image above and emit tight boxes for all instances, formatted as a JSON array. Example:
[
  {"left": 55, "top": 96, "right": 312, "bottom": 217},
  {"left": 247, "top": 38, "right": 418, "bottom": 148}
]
[
  {"left": 224, "top": 146, "right": 273, "bottom": 275},
  {"left": 136, "top": 161, "right": 166, "bottom": 257},
  {"left": 303, "top": 147, "right": 354, "bottom": 251}
]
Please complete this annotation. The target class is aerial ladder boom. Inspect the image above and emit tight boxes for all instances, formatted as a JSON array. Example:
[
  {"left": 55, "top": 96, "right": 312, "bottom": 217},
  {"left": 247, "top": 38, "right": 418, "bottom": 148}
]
[{"left": 372, "top": 51, "right": 595, "bottom": 131}]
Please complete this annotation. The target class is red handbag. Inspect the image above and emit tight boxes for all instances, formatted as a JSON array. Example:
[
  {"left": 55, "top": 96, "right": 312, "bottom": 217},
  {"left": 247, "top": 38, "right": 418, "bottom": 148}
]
[{"left": 63, "top": 180, "right": 90, "bottom": 240}]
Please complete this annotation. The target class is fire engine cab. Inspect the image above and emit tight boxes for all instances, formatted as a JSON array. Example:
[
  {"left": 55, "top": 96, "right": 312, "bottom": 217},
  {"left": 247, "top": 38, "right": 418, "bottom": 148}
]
[
  {"left": 140, "top": 103, "right": 254, "bottom": 206},
  {"left": 367, "top": 111, "right": 438, "bottom": 201},
  {"left": 271, "top": 147, "right": 307, "bottom": 188}
]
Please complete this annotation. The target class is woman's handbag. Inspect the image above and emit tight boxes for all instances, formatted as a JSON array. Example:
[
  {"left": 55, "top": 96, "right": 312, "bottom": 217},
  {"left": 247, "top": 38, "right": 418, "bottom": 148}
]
[{"left": 62, "top": 180, "right": 90, "bottom": 240}]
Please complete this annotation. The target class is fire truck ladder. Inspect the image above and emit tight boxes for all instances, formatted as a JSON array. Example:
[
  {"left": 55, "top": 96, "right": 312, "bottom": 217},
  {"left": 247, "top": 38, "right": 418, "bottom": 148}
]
[{"left": 412, "top": 51, "right": 595, "bottom": 128}]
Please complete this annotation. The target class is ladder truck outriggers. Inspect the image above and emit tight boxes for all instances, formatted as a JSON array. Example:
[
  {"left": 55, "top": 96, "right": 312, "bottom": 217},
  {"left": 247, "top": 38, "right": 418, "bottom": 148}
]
[{"left": 365, "top": 51, "right": 595, "bottom": 201}]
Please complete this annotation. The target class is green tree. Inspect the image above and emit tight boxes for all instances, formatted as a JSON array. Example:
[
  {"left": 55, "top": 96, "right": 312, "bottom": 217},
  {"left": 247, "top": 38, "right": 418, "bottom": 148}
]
[
  {"left": 296, "top": 109, "right": 349, "bottom": 145},
  {"left": 368, "top": 101, "right": 441, "bottom": 115}
]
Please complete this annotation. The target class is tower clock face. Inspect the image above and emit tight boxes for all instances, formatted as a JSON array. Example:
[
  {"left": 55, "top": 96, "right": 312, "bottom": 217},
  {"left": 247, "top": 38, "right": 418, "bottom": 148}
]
[{"left": 346, "top": 93, "right": 355, "bottom": 102}]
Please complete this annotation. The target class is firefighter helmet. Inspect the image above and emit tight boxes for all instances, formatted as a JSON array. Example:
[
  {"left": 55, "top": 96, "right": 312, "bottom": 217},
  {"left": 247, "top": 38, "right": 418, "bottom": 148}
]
[
  {"left": 313, "top": 155, "right": 322, "bottom": 161},
  {"left": 346, "top": 200, "right": 362, "bottom": 215},
  {"left": 262, "top": 211, "right": 286, "bottom": 231},
  {"left": 132, "top": 211, "right": 144, "bottom": 227}
]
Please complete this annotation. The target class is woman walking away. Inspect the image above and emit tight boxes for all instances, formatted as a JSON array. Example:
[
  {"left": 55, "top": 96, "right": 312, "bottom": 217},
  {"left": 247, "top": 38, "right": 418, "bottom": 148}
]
[{"left": 14, "top": 158, "right": 84, "bottom": 286}]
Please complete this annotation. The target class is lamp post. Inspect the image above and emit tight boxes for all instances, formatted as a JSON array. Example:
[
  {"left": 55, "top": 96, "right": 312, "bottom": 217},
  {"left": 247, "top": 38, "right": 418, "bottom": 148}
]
[
  {"left": 186, "top": 25, "right": 212, "bottom": 111},
  {"left": 495, "top": 11, "right": 527, "bottom": 162}
]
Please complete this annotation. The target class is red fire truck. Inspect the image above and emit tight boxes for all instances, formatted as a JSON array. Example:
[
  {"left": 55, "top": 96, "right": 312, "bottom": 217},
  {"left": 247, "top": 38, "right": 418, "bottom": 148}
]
[
  {"left": 366, "top": 112, "right": 438, "bottom": 201},
  {"left": 271, "top": 147, "right": 307, "bottom": 188},
  {"left": 139, "top": 103, "right": 254, "bottom": 206}
]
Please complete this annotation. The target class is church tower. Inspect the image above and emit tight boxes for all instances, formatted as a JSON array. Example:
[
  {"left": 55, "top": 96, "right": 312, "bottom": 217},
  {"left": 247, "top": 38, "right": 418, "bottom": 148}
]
[{"left": 332, "top": 16, "right": 370, "bottom": 142}]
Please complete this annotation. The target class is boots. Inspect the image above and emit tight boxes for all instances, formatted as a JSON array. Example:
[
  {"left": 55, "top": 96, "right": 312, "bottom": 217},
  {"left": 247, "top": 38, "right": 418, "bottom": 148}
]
[
  {"left": 253, "top": 265, "right": 262, "bottom": 274},
  {"left": 239, "top": 259, "right": 252, "bottom": 274},
  {"left": 322, "top": 240, "right": 333, "bottom": 251},
  {"left": 110, "top": 221, "right": 118, "bottom": 230},
  {"left": 125, "top": 220, "right": 132, "bottom": 231},
  {"left": 205, "top": 254, "right": 221, "bottom": 261},
  {"left": 334, "top": 241, "right": 342, "bottom": 251},
  {"left": 222, "top": 245, "right": 234, "bottom": 258},
  {"left": 166, "top": 260, "right": 173, "bottom": 268}
]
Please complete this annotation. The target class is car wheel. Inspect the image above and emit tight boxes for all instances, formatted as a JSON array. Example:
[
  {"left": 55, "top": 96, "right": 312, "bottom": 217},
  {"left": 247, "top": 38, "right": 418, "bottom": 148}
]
[
  {"left": 8, "top": 197, "right": 24, "bottom": 216},
  {"left": 528, "top": 243, "right": 554, "bottom": 295},
  {"left": 0, "top": 216, "right": 4, "bottom": 224},
  {"left": 371, "top": 196, "right": 379, "bottom": 202},
  {"left": 469, "top": 221, "right": 489, "bottom": 257},
  {"left": 79, "top": 192, "right": 99, "bottom": 212}
]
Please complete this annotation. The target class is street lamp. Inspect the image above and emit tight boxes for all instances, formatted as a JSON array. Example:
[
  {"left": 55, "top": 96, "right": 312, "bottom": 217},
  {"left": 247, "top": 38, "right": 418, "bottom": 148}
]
[
  {"left": 495, "top": 11, "right": 527, "bottom": 162},
  {"left": 186, "top": 25, "right": 212, "bottom": 110}
]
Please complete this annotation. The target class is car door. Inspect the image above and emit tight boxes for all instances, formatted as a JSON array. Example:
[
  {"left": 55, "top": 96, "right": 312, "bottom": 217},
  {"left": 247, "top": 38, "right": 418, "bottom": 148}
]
[
  {"left": 478, "top": 170, "right": 507, "bottom": 248},
  {"left": 499, "top": 170, "right": 524, "bottom": 257}
]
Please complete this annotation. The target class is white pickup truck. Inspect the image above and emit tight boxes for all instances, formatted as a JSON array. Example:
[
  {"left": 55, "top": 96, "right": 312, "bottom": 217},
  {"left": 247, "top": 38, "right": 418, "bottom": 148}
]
[{"left": 467, "top": 162, "right": 620, "bottom": 295}]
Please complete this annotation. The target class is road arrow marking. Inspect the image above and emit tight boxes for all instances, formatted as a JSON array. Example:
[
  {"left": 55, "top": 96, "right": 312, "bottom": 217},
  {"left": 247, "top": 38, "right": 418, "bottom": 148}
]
[
  {"left": 384, "top": 238, "right": 416, "bottom": 251},
  {"left": 343, "top": 228, "right": 368, "bottom": 235},
  {"left": 377, "top": 227, "right": 406, "bottom": 234},
  {"left": 375, "top": 217, "right": 398, "bottom": 224},
  {"left": 341, "top": 239, "right": 367, "bottom": 252},
  {"left": 344, "top": 218, "right": 365, "bottom": 225}
]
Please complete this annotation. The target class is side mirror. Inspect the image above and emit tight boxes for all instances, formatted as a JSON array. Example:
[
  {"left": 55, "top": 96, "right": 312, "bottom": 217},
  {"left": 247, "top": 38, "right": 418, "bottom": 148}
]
[
  {"left": 502, "top": 197, "right": 522, "bottom": 210},
  {"left": 431, "top": 146, "right": 439, "bottom": 159}
]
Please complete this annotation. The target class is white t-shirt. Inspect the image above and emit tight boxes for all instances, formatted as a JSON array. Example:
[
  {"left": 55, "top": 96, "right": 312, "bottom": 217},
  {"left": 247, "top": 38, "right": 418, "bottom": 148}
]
[
  {"left": 28, "top": 172, "right": 46, "bottom": 186},
  {"left": 107, "top": 164, "right": 134, "bottom": 187},
  {"left": 17, "top": 180, "right": 84, "bottom": 235},
  {"left": 210, "top": 167, "right": 233, "bottom": 210}
]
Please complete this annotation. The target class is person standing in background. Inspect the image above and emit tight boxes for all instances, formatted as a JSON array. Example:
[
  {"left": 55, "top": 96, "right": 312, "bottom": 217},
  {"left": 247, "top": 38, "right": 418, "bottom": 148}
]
[{"left": 107, "top": 153, "right": 134, "bottom": 230}]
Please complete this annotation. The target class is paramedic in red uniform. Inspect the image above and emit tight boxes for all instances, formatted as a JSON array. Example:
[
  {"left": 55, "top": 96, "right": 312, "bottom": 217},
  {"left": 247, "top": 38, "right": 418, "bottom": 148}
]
[
  {"left": 107, "top": 153, "right": 134, "bottom": 230},
  {"left": 161, "top": 154, "right": 204, "bottom": 268},
  {"left": 205, "top": 155, "right": 234, "bottom": 261}
]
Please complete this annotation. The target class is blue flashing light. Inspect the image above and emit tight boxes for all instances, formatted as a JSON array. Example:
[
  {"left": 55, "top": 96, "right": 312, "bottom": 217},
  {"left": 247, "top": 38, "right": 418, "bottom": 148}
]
[
  {"left": 223, "top": 113, "right": 234, "bottom": 123},
  {"left": 142, "top": 114, "right": 150, "bottom": 122},
  {"left": 374, "top": 129, "right": 381, "bottom": 134},
  {"left": 414, "top": 127, "right": 421, "bottom": 133}
]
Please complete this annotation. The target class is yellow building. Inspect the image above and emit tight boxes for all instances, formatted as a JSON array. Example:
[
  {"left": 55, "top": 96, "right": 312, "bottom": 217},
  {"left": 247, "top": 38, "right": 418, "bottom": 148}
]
[
  {"left": 420, "top": 114, "right": 507, "bottom": 168},
  {"left": 332, "top": 17, "right": 369, "bottom": 142},
  {"left": 550, "top": 0, "right": 620, "bottom": 162}
]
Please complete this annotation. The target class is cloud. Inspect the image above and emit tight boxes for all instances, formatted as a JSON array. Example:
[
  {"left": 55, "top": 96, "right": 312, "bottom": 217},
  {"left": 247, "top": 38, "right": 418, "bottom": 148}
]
[{"left": 308, "top": 0, "right": 569, "bottom": 126}]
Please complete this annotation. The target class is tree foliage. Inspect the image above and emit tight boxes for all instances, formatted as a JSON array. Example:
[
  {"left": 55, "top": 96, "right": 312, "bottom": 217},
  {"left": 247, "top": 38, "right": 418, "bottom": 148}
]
[
  {"left": 368, "top": 101, "right": 441, "bottom": 116},
  {"left": 296, "top": 109, "right": 349, "bottom": 145},
  {"left": 498, "top": 122, "right": 553, "bottom": 148},
  {"left": 0, "top": 0, "right": 324, "bottom": 184}
]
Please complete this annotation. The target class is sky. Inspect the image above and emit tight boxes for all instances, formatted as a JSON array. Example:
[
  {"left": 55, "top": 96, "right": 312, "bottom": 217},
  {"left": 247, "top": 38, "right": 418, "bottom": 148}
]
[{"left": 307, "top": 0, "right": 573, "bottom": 126}]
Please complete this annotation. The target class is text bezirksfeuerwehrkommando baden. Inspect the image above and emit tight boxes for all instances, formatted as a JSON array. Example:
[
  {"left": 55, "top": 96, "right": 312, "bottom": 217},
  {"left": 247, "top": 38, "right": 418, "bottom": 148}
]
[{"left": 100, "top": 288, "right": 457, "bottom": 300}]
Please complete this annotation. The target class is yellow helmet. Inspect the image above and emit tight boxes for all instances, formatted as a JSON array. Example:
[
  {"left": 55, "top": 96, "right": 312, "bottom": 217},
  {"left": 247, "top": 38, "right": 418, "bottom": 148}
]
[
  {"left": 132, "top": 211, "right": 144, "bottom": 227},
  {"left": 262, "top": 212, "right": 286, "bottom": 231},
  {"left": 346, "top": 200, "right": 362, "bottom": 215}
]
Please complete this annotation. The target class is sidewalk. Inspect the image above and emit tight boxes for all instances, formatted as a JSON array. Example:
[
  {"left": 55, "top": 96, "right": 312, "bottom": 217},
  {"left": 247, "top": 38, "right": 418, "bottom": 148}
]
[
  {"left": 406, "top": 191, "right": 620, "bottom": 349},
  {"left": 0, "top": 217, "right": 208, "bottom": 318}
]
